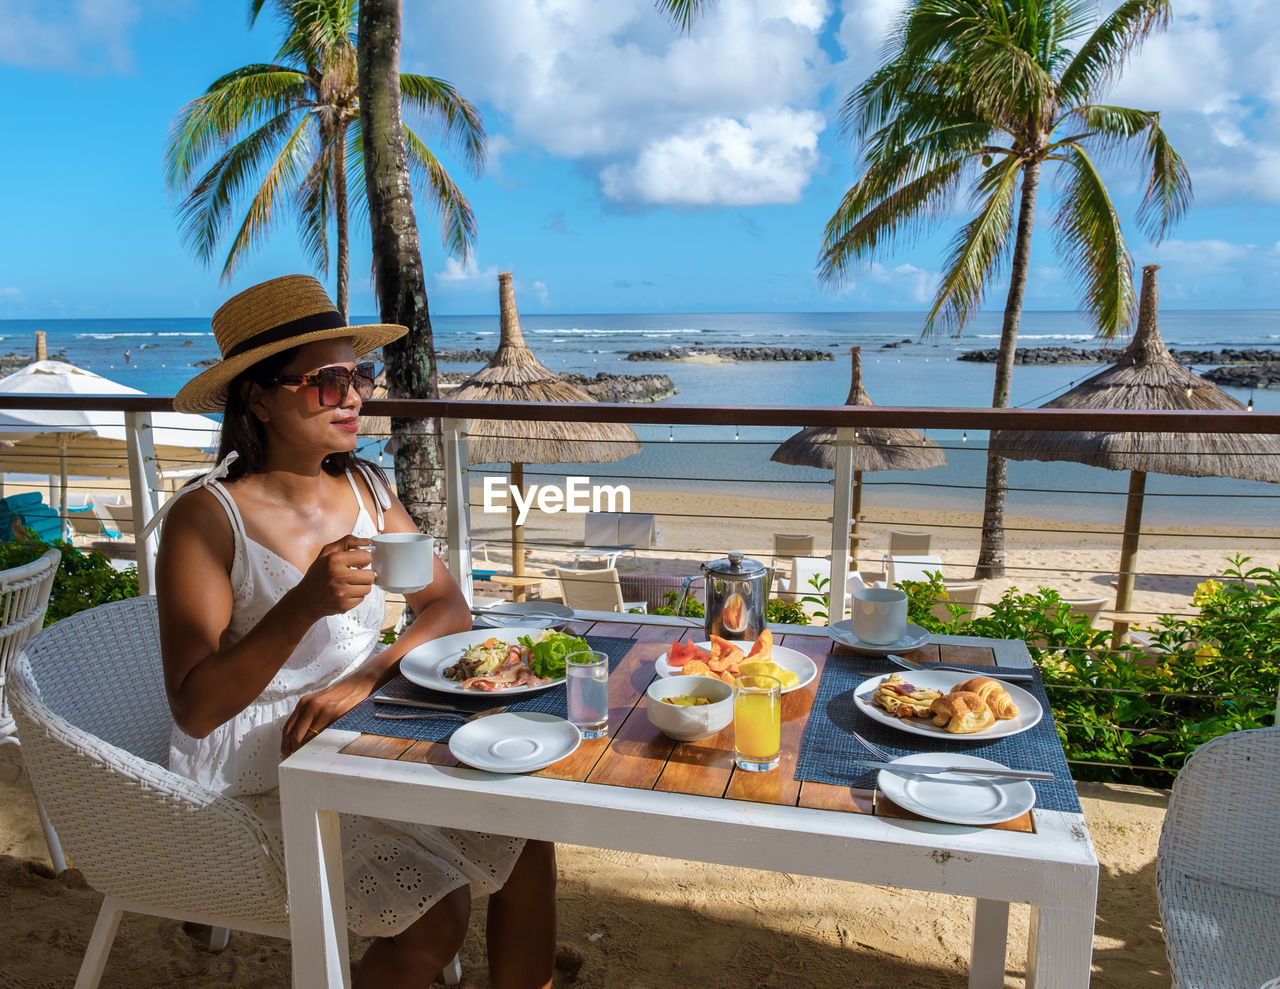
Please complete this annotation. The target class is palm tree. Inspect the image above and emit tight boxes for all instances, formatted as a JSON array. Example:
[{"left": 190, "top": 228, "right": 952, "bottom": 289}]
[
  {"left": 819, "top": 0, "right": 1191, "bottom": 578},
  {"left": 164, "top": 0, "right": 485, "bottom": 318}
]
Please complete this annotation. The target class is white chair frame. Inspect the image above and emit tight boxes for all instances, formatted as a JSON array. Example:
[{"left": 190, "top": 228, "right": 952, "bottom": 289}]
[
  {"left": 0, "top": 547, "right": 64, "bottom": 870},
  {"left": 1156, "top": 726, "right": 1280, "bottom": 989},
  {"left": 9, "top": 596, "right": 461, "bottom": 987}
]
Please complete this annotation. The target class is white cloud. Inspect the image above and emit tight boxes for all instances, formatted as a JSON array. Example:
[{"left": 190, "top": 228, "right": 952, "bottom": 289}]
[
  {"left": 434, "top": 256, "right": 501, "bottom": 286},
  {"left": 404, "top": 0, "right": 833, "bottom": 207},
  {"left": 1148, "top": 238, "right": 1280, "bottom": 270},
  {"left": 1098, "top": 0, "right": 1280, "bottom": 204},
  {"left": 0, "top": 0, "right": 140, "bottom": 72},
  {"left": 599, "top": 109, "right": 824, "bottom": 206}
]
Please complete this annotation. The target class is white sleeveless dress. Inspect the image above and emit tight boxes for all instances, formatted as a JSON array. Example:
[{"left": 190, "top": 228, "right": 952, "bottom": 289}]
[{"left": 167, "top": 466, "right": 524, "bottom": 937}]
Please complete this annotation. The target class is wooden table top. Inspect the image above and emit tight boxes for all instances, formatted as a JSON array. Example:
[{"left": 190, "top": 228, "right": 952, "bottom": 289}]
[{"left": 342, "top": 618, "right": 1038, "bottom": 833}]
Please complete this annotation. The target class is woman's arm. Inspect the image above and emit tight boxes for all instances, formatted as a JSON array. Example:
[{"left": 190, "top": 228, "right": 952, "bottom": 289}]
[
  {"left": 157, "top": 488, "right": 377, "bottom": 738},
  {"left": 279, "top": 484, "right": 472, "bottom": 754}
]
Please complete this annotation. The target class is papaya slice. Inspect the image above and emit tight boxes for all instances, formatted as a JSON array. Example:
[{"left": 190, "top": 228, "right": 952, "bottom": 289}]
[
  {"left": 745, "top": 629, "right": 773, "bottom": 663},
  {"left": 708, "top": 635, "right": 745, "bottom": 673},
  {"left": 718, "top": 670, "right": 736, "bottom": 686}
]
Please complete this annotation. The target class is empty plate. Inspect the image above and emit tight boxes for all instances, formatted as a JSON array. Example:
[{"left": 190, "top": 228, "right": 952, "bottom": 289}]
[
  {"left": 876, "top": 753, "right": 1037, "bottom": 825},
  {"left": 448, "top": 712, "right": 582, "bottom": 773}
]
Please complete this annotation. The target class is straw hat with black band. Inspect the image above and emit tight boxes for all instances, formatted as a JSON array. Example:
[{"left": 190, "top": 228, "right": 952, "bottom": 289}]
[{"left": 174, "top": 274, "right": 407, "bottom": 413}]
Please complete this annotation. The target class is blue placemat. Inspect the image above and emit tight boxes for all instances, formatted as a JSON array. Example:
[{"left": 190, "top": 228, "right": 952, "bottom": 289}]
[
  {"left": 794, "top": 656, "right": 1082, "bottom": 814},
  {"left": 333, "top": 635, "right": 636, "bottom": 743}
]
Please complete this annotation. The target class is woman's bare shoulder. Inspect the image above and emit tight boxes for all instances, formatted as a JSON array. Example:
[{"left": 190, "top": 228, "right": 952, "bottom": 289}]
[{"left": 159, "top": 486, "right": 235, "bottom": 560}]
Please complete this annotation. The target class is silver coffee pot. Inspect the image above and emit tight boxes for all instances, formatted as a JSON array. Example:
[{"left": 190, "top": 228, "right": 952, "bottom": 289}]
[{"left": 676, "top": 552, "right": 768, "bottom": 642}]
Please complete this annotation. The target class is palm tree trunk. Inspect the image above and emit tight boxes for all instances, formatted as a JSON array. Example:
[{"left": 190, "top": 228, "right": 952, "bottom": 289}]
[
  {"left": 357, "top": 0, "right": 448, "bottom": 546},
  {"left": 974, "top": 159, "right": 1041, "bottom": 580},
  {"left": 333, "top": 125, "right": 350, "bottom": 320}
]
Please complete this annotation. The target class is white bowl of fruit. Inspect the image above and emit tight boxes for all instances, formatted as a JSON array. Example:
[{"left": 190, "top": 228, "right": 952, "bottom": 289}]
[{"left": 645, "top": 674, "right": 733, "bottom": 741}]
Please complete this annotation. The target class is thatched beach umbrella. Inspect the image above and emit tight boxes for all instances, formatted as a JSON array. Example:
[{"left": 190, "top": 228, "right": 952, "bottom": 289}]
[
  {"left": 992, "top": 265, "right": 1280, "bottom": 618},
  {"left": 770, "top": 346, "right": 947, "bottom": 550},
  {"left": 451, "top": 272, "right": 640, "bottom": 583}
]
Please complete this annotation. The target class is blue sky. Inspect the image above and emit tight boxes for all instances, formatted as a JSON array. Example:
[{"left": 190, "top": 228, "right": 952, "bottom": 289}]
[{"left": 0, "top": 0, "right": 1277, "bottom": 321}]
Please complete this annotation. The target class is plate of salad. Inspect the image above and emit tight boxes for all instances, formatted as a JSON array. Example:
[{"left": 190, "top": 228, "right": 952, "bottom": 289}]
[{"left": 399, "top": 627, "right": 591, "bottom": 694}]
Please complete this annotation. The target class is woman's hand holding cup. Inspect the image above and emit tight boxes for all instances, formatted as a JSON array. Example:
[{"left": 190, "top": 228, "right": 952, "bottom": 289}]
[{"left": 294, "top": 534, "right": 376, "bottom": 618}]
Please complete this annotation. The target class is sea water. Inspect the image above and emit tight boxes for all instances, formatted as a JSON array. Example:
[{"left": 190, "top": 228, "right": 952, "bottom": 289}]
[{"left": 1, "top": 309, "right": 1277, "bottom": 527}]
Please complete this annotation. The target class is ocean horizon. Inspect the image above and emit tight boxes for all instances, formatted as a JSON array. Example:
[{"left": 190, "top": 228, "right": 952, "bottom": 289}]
[{"left": 1, "top": 309, "right": 1277, "bottom": 530}]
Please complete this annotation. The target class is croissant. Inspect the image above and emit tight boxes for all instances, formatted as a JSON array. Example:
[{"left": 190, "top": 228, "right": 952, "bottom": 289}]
[
  {"left": 954, "top": 677, "right": 1019, "bottom": 720},
  {"left": 929, "top": 691, "right": 996, "bottom": 734}
]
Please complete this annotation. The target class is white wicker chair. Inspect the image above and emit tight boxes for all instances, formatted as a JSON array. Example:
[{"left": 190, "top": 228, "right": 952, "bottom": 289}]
[
  {"left": 1156, "top": 726, "right": 1280, "bottom": 989},
  {"left": 0, "top": 547, "right": 64, "bottom": 870},
  {"left": 8, "top": 595, "right": 461, "bottom": 988}
]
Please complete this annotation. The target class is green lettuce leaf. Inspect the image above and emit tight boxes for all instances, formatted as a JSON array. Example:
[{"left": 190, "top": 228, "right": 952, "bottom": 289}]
[{"left": 518, "top": 631, "right": 592, "bottom": 680}]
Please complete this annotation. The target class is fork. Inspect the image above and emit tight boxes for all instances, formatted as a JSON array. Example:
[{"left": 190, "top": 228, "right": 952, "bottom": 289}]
[
  {"left": 374, "top": 704, "right": 508, "bottom": 722},
  {"left": 849, "top": 729, "right": 895, "bottom": 761}
]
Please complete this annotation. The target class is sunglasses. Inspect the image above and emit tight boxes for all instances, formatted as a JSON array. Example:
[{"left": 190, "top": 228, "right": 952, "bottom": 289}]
[{"left": 272, "top": 362, "right": 376, "bottom": 407}]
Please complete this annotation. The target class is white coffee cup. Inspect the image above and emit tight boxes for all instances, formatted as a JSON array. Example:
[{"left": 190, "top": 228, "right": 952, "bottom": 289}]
[
  {"left": 371, "top": 533, "right": 435, "bottom": 594},
  {"left": 852, "top": 587, "right": 908, "bottom": 645}
]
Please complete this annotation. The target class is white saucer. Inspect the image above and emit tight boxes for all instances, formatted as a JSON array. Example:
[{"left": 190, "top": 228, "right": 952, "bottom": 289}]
[
  {"left": 827, "top": 621, "right": 931, "bottom": 655},
  {"left": 448, "top": 712, "right": 581, "bottom": 773},
  {"left": 876, "top": 753, "right": 1037, "bottom": 825},
  {"left": 475, "top": 601, "right": 574, "bottom": 630}
]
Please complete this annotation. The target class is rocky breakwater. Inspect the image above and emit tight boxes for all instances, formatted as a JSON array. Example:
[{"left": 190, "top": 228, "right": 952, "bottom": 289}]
[
  {"left": 961, "top": 346, "right": 1280, "bottom": 384},
  {"left": 1204, "top": 363, "right": 1280, "bottom": 389},
  {"left": 625, "top": 346, "right": 833, "bottom": 362},
  {"left": 438, "top": 370, "right": 676, "bottom": 403}
]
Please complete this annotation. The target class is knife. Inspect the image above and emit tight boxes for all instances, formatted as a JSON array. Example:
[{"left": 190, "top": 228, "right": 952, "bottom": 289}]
[
  {"left": 373, "top": 694, "right": 483, "bottom": 713},
  {"left": 851, "top": 759, "right": 1054, "bottom": 781}
]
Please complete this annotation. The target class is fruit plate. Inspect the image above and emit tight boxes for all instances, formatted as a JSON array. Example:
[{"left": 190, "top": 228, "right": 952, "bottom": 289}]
[{"left": 654, "top": 640, "right": 817, "bottom": 694}]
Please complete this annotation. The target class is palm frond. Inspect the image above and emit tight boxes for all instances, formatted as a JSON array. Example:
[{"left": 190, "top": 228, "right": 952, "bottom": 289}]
[
  {"left": 399, "top": 74, "right": 486, "bottom": 177},
  {"left": 175, "top": 110, "right": 308, "bottom": 265},
  {"left": 1136, "top": 118, "right": 1192, "bottom": 242},
  {"left": 403, "top": 127, "right": 478, "bottom": 262},
  {"left": 819, "top": 157, "right": 968, "bottom": 286},
  {"left": 295, "top": 144, "right": 335, "bottom": 274},
  {"left": 165, "top": 66, "right": 308, "bottom": 189},
  {"left": 1057, "top": 0, "right": 1171, "bottom": 105},
  {"left": 925, "top": 155, "right": 1023, "bottom": 335},
  {"left": 653, "top": 0, "right": 711, "bottom": 33},
  {"left": 217, "top": 117, "right": 316, "bottom": 281},
  {"left": 1053, "top": 145, "right": 1134, "bottom": 338}
]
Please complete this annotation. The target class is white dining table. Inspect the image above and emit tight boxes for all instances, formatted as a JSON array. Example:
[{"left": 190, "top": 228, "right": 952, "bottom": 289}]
[{"left": 278, "top": 619, "right": 1099, "bottom": 988}]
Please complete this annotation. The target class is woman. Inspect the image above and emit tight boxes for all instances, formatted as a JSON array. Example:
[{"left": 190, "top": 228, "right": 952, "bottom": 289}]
[{"left": 156, "top": 275, "right": 555, "bottom": 988}]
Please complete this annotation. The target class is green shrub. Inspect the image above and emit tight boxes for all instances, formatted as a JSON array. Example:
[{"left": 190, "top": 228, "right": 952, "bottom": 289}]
[
  {"left": 0, "top": 540, "right": 139, "bottom": 627},
  {"left": 766, "top": 597, "right": 809, "bottom": 626},
  {"left": 897, "top": 560, "right": 1280, "bottom": 786},
  {"left": 652, "top": 589, "right": 704, "bottom": 619}
]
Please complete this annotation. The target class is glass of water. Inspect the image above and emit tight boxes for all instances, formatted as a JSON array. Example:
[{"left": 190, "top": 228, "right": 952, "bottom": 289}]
[{"left": 565, "top": 649, "right": 609, "bottom": 739}]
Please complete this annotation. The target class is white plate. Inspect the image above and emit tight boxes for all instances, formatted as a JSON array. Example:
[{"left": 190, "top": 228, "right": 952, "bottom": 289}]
[
  {"left": 876, "top": 753, "right": 1037, "bottom": 825},
  {"left": 827, "top": 621, "right": 931, "bottom": 655},
  {"left": 400, "top": 627, "right": 569, "bottom": 695},
  {"left": 475, "top": 602, "right": 574, "bottom": 630},
  {"left": 855, "top": 669, "right": 1043, "bottom": 739},
  {"left": 654, "top": 640, "right": 817, "bottom": 694},
  {"left": 449, "top": 712, "right": 581, "bottom": 774}
]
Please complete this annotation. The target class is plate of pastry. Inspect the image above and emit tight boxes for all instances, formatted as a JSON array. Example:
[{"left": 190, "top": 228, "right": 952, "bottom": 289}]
[{"left": 854, "top": 670, "right": 1042, "bottom": 739}]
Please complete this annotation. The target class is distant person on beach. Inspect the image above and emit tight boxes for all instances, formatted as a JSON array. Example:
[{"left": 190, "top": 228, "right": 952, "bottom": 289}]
[{"left": 152, "top": 275, "right": 555, "bottom": 989}]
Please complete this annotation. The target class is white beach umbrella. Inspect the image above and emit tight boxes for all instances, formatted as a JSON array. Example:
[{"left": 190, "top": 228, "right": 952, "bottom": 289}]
[{"left": 0, "top": 360, "right": 220, "bottom": 532}]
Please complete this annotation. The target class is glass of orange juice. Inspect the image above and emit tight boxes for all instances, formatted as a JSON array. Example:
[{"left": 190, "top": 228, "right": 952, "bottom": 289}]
[{"left": 733, "top": 673, "right": 781, "bottom": 772}]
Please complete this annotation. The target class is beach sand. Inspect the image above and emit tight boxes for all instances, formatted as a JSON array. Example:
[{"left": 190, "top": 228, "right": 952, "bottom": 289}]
[{"left": 0, "top": 744, "right": 1170, "bottom": 988}]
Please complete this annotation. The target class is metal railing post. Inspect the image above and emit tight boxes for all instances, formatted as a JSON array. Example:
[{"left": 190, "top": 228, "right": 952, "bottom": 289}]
[
  {"left": 124, "top": 411, "right": 161, "bottom": 594},
  {"left": 829, "top": 426, "right": 855, "bottom": 624},
  {"left": 442, "top": 417, "right": 472, "bottom": 604}
]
